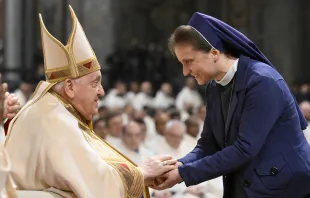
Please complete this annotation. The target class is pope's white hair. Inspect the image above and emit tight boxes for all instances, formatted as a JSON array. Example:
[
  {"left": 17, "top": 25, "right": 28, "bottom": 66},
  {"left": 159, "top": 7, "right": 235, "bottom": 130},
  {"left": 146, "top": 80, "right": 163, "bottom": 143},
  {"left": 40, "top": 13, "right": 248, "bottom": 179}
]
[
  {"left": 164, "top": 119, "right": 186, "bottom": 134},
  {"left": 52, "top": 81, "right": 65, "bottom": 93}
]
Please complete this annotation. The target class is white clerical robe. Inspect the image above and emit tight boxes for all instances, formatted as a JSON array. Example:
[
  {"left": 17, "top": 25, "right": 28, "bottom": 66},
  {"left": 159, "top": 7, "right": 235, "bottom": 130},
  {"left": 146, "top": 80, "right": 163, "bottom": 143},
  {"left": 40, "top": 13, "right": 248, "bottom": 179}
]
[
  {"left": 182, "top": 134, "right": 198, "bottom": 154},
  {"left": 143, "top": 116, "right": 157, "bottom": 144},
  {"left": 117, "top": 143, "right": 154, "bottom": 166},
  {"left": 105, "top": 135, "right": 122, "bottom": 148},
  {"left": 132, "top": 92, "right": 153, "bottom": 111},
  {"left": 103, "top": 89, "right": 130, "bottom": 109},
  {"left": 5, "top": 81, "right": 149, "bottom": 198},
  {"left": 152, "top": 91, "right": 175, "bottom": 109},
  {"left": 175, "top": 87, "right": 203, "bottom": 112},
  {"left": 144, "top": 134, "right": 165, "bottom": 151}
]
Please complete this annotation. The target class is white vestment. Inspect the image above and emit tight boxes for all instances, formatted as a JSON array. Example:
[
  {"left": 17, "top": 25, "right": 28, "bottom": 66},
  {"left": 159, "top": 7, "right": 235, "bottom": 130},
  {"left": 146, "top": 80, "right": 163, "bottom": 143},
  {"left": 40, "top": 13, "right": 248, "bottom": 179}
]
[{"left": 5, "top": 82, "right": 149, "bottom": 198}]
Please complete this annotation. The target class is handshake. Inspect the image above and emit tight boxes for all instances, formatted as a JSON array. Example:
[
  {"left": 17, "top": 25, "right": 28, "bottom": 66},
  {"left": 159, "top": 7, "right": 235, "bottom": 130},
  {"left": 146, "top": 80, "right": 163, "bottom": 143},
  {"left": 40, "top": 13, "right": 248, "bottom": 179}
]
[{"left": 138, "top": 155, "right": 184, "bottom": 190}]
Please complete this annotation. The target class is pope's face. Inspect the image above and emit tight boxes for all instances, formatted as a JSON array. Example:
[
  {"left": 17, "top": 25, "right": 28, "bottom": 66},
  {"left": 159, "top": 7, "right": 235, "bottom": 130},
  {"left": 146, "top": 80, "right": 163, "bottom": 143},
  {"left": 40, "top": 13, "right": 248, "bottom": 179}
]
[
  {"left": 174, "top": 43, "right": 219, "bottom": 85},
  {"left": 71, "top": 70, "right": 105, "bottom": 120}
]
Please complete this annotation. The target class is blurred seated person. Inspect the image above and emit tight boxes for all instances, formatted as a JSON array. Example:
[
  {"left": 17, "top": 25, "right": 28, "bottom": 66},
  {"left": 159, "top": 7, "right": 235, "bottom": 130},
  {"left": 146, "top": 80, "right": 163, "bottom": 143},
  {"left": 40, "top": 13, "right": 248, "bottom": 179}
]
[
  {"left": 93, "top": 117, "right": 106, "bottom": 140},
  {"left": 183, "top": 117, "right": 200, "bottom": 153},
  {"left": 127, "top": 81, "right": 140, "bottom": 103},
  {"left": 151, "top": 119, "right": 186, "bottom": 158},
  {"left": 167, "top": 107, "right": 181, "bottom": 120},
  {"left": 132, "top": 81, "right": 154, "bottom": 111},
  {"left": 193, "top": 105, "right": 206, "bottom": 138},
  {"left": 93, "top": 104, "right": 108, "bottom": 120},
  {"left": 135, "top": 118, "right": 148, "bottom": 147},
  {"left": 117, "top": 121, "right": 154, "bottom": 165},
  {"left": 151, "top": 120, "right": 187, "bottom": 197},
  {"left": 133, "top": 109, "right": 157, "bottom": 144},
  {"left": 145, "top": 111, "right": 170, "bottom": 149},
  {"left": 153, "top": 83, "right": 175, "bottom": 109},
  {"left": 105, "top": 111, "right": 123, "bottom": 147},
  {"left": 175, "top": 77, "right": 203, "bottom": 117},
  {"left": 122, "top": 104, "right": 136, "bottom": 125},
  {"left": 103, "top": 80, "right": 130, "bottom": 110}
]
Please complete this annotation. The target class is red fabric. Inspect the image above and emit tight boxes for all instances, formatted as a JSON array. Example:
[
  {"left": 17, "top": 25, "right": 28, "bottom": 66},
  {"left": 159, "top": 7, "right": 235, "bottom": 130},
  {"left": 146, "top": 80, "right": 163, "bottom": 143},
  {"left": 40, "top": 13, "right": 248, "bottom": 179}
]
[{"left": 3, "top": 119, "right": 11, "bottom": 136}]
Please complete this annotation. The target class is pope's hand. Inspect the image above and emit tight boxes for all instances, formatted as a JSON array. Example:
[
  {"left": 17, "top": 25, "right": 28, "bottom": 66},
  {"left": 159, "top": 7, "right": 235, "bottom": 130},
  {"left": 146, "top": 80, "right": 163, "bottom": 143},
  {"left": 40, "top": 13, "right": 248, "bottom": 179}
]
[
  {"left": 3, "top": 92, "right": 20, "bottom": 119},
  {"left": 138, "top": 155, "right": 177, "bottom": 186}
]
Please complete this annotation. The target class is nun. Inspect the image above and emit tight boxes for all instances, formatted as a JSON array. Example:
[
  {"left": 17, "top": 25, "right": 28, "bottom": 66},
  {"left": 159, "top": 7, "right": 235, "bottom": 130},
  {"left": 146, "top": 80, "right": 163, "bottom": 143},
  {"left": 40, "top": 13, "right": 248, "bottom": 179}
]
[{"left": 153, "top": 12, "right": 310, "bottom": 198}]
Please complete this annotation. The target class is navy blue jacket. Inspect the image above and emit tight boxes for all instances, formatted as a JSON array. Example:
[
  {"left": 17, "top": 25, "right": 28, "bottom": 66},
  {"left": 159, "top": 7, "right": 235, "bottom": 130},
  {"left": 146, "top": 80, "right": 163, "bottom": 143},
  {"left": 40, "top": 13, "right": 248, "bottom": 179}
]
[{"left": 178, "top": 55, "right": 310, "bottom": 198}]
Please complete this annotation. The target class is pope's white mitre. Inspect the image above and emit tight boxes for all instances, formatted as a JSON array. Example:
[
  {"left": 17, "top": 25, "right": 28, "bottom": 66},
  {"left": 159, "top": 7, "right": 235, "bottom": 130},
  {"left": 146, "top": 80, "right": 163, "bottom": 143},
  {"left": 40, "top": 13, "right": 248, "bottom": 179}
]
[{"left": 39, "top": 5, "right": 101, "bottom": 83}]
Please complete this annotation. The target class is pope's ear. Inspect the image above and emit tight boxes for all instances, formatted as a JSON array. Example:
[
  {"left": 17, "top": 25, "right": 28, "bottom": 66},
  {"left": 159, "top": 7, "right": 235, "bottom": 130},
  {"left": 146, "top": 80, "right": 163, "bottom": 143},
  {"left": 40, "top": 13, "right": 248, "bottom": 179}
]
[{"left": 63, "top": 79, "right": 75, "bottom": 99}]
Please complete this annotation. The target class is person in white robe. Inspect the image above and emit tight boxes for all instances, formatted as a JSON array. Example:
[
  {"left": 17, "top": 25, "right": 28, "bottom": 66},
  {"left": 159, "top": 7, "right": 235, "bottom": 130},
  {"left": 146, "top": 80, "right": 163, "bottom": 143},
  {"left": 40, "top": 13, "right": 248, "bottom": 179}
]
[
  {"left": 117, "top": 121, "right": 154, "bottom": 166},
  {"left": 182, "top": 117, "right": 201, "bottom": 153},
  {"left": 150, "top": 120, "right": 188, "bottom": 197},
  {"left": 132, "top": 81, "right": 154, "bottom": 111},
  {"left": 144, "top": 111, "right": 170, "bottom": 150},
  {"left": 93, "top": 117, "right": 106, "bottom": 140},
  {"left": 153, "top": 83, "right": 175, "bottom": 110},
  {"left": 127, "top": 81, "right": 140, "bottom": 104},
  {"left": 133, "top": 110, "right": 158, "bottom": 146},
  {"left": 4, "top": 6, "right": 177, "bottom": 198},
  {"left": 193, "top": 105, "right": 206, "bottom": 140},
  {"left": 104, "top": 111, "right": 123, "bottom": 147},
  {"left": 175, "top": 77, "right": 203, "bottom": 121},
  {"left": 103, "top": 81, "right": 130, "bottom": 110}
]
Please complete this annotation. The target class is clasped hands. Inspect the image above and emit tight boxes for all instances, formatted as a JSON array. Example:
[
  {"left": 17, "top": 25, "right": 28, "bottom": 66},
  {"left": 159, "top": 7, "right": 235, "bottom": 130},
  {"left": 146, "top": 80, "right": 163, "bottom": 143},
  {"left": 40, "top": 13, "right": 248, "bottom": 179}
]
[{"left": 138, "top": 155, "right": 184, "bottom": 190}]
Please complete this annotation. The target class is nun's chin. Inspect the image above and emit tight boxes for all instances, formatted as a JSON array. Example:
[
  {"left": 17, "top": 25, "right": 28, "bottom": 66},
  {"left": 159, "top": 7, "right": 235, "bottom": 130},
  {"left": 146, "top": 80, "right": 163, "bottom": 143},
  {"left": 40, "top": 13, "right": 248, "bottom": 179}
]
[{"left": 195, "top": 77, "right": 208, "bottom": 85}]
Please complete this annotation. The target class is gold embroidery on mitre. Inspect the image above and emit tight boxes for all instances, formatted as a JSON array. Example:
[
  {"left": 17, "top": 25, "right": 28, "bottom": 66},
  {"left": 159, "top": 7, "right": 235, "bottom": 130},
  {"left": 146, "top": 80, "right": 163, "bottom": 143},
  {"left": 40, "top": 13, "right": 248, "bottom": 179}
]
[
  {"left": 39, "top": 5, "right": 101, "bottom": 83},
  {"left": 50, "top": 92, "right": 149, "bottom": 198}
]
